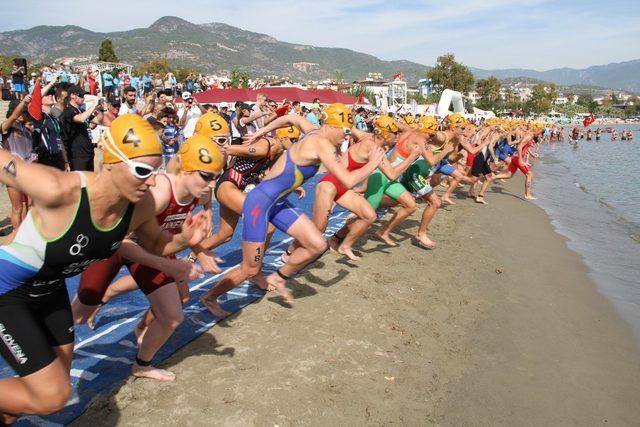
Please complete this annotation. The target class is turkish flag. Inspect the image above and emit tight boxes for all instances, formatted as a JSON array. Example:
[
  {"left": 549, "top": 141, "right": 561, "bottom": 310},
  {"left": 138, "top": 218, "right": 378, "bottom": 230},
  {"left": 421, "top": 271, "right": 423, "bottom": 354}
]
[
  {"left": 356, "top": 93, "right": 365, "bottom": 104},
  {"left": 28, "top": 80, "right": 43, "bottom": 121},
  {"left": 392, "top": 72, "right": 404, "bottom": 81},
  {"left": 274, "top": 105, "right": 291, "bottom": 117},
  {"left": 582, "top": 113, "right": 596, "bottom": 127}
]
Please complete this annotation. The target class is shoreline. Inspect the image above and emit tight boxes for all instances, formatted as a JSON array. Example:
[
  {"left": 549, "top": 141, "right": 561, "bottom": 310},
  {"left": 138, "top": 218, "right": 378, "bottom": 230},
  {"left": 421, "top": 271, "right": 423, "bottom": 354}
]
[{"left": 68, "top": 175, "right": 640, "bottom": 426}]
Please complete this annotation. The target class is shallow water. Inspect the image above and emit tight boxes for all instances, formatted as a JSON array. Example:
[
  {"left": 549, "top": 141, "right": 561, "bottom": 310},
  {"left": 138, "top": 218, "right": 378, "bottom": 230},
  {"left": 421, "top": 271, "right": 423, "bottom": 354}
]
[{"left": 533, "top": 125, "right": 640, "bottom": 336}]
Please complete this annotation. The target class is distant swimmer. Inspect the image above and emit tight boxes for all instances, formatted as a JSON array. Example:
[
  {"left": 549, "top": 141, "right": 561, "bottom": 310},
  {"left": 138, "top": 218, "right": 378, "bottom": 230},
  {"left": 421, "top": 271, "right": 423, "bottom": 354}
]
[
  {"left": 595, "top": 128, "right": 602, "bottom": 141},
  {"left": 586, "top": 129, "right": 593, "bottom": 141}
]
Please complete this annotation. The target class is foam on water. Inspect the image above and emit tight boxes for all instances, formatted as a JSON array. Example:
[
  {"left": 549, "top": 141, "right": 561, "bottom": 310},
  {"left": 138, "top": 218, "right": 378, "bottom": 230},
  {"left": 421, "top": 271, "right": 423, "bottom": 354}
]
[{"left": 533, "top": 125, "right": 640, "bottom": 336}]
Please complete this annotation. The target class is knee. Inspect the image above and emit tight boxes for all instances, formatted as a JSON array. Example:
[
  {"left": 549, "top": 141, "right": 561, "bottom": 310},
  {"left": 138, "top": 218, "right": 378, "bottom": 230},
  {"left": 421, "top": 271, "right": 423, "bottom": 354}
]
[
  {"left": 431, "top": 197, "right": 441, "bottom": 209},
  {"left": 406, "top": 202, "right": 417, "bottom": 214},
  {"left": 28, "top": 381, "right": 72, "bottom": 414},
  {"left": 310, "top": 238, "right": 329, "bottom": 257},
  {"left": 158, "top": 310, "right": 184, "bottom": 330},
  {"left": 362, "top": 209, "right": 377, "bottom": 224},
  {"left": 243, "top": 264, "right": 261, "bottom": 278}
]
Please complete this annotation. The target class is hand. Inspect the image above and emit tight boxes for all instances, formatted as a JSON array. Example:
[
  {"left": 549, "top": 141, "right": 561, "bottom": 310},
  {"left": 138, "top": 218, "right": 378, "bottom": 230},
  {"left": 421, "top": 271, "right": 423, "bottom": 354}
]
[
  {"left": 195, "top": 250, "right": 222, "bottom": 274},
  {"left": 22, "top": 94, "right": 32, "bottom": 104},
  {"left": 368, "top": 145, "right": 386, "bottom": 166},
  {"left": 410, "top": 144, "right": 421, "bottom": 159},
  {"left": 64, "top": 162, "right": 71, "bottom": 172},
  {"left": 242, "top": 134, "right": 260, "bottom": 145},
  {"left": 164, "top": 258, "right": 203, "bottom": 283},
  {"left": 294, "top": 186, "right": 306, "bottom": 199},
  {"left": 179, "top": 210, "right": 212, "bottom": 248}
]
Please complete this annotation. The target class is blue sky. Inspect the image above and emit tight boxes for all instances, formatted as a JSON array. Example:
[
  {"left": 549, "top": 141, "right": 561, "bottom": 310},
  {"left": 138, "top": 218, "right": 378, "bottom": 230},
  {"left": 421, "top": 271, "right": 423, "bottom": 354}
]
[{"left": 2, "top": 0, "right": 639, "bottom": 70}]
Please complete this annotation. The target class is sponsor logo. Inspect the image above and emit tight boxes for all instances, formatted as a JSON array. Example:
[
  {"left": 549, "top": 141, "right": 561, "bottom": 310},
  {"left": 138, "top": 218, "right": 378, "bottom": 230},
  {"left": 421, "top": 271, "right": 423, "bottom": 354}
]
[
  {"left": 69, "top": 234, "right": 89, "bottom": 256},
  {"left": 0, "top": 323, "right": 28, "bottom": 365}
]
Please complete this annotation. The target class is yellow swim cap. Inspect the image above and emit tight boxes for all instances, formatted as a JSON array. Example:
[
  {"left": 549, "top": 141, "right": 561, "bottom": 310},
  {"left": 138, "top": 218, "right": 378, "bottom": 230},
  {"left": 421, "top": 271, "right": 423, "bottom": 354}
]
[
  {"left": 418, "top": 116, "right": 439, "bottom": 134},
  {"left": 178, "top": 134, "right": 224, "bottom": 173},
  {"left": 276, "top": 125, "right": 301, "bottom": 139},
  {"left": 103, "top": 114, "right": 163, "bottom": 164},
  {"left": 322, "top": 103, "right": 354, "bottom": 128},
  {"left": 194, "top": 113, "right": 230, "bottom": 138},
  {"left": 444, "top": 113, "right": 467, "bottom": 129},
  {"left": 373, "top": 115, "right": 399, "bottom": 138}
]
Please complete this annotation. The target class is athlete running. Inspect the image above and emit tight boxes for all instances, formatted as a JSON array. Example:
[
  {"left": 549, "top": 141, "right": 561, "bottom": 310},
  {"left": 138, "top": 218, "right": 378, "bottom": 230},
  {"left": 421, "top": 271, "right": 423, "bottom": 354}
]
[
  {"left": 0, "top": 114, "right": 209, "bottom": 422},
  {"left": 200, "top": 103, "right": 385, "bottom": 317}
]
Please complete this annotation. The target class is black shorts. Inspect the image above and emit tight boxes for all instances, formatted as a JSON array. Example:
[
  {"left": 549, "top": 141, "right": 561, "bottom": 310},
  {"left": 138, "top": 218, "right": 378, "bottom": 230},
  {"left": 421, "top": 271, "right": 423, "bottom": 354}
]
[
  {"left": 0, "top": 286, "right": 74, "bottom": 376},
  {"left": 471, "top": 152, "right": 492, "bottom": 177}
]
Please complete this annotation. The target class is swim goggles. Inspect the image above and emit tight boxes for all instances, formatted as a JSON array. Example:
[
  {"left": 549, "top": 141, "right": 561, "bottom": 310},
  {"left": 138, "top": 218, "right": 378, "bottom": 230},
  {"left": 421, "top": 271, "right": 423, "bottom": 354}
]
[
  {"left": 212, "top": 136, "right": 230, "bottom": 146},
  {"left": 198, "top": 170, "right": 220, "bottom": 182},
  {"left": 103, "top": 128, "right": 163, "bottom": 180}
]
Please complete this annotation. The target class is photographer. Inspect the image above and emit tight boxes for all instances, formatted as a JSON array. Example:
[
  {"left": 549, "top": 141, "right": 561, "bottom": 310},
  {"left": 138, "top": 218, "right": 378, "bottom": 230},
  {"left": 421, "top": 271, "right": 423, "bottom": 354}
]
[
  {"left": 60, "top": 85, "right": 103, "bottom": 171},
  {"left": 177, "top": 91, "right": 206, "bottom": 137}
]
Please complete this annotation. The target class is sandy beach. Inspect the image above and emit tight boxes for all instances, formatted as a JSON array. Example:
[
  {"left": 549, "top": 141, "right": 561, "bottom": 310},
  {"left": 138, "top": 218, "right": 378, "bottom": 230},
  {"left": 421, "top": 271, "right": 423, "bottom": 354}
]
[{"left": 59, "top": 175, "right": 640, "bottom": 426}]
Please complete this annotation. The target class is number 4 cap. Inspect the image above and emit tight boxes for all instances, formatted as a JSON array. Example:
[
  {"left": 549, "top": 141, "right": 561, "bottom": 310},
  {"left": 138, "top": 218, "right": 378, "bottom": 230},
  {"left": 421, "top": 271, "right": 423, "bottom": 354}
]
[{"left": 102, "top": 114, "right": 163, "bottom": 164}]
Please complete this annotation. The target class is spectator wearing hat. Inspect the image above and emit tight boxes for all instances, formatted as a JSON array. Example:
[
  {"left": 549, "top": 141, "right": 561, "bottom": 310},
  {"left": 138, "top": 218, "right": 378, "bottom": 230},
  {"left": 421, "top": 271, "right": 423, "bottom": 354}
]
[
  {"left": 60, "top": 85, "right": 102, "bottom": 171},
  {"left": 177, "top": 91, "right": 207, "bottom": 137},
  {"left": 218, "top": 102, "right": 230, "bottom": 124},
  {"left": 102, "top": 96, "right": 121, "bottom": 127}
]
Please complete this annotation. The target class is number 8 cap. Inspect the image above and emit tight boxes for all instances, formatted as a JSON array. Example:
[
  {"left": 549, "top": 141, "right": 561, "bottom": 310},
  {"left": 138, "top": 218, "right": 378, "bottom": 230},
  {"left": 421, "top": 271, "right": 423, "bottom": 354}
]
[
  {"left": 321, "top": 103, "right": 355, "bottom": 128},
  {"left": 102, "top": 114, "right": 163, "bottom": 164},
  {"left": 178, "top": 134, "right": 224, "bottom": 173},
  {"left": 194, "top": 112, "right": 230, "bottom": 137}
]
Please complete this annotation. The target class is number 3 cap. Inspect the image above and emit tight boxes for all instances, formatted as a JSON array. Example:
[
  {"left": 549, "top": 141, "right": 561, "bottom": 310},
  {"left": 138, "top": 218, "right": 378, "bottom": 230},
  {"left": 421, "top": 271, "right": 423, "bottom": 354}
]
[
  {"left": 103, "top": 114, "right": 163, "bottom": 164},
  {"left": 178, "top": 134, "right": 224, "bottom": 173},
  {"left": 321, "top": 103, "right": 354, "bottom": 129},
  {"left": 276, "top": 125, "right": 300, "bottom": 139},
  {"left": 194, "top": 112, "right": 230, "bottom": 137}
]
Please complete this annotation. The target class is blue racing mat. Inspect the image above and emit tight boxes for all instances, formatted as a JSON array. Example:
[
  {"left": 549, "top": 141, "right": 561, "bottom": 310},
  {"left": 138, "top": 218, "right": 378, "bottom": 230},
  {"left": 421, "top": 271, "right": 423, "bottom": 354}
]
[{"left": 1, "top": 176, "right": 349, "bottom": 426}]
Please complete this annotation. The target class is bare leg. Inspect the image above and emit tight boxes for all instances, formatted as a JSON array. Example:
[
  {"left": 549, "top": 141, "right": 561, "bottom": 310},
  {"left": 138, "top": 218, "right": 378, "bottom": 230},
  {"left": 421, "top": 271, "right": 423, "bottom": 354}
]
[
  {"left": 201, "top": 241, "right": 267, "bottom": 316},
  {"left": 266, "top": 215, "right": 328, "bottom": 300},
  {"left": 524, "top": 172, "right": 536, "bottom": 199},
  {"left": 416, "top": 192, "right": 441, "bottom": 249},
  {"left": 327, "top": 191, "right": 376, "bottom": 260},
  {"left": 0, "top": 357, "right": 72, "bottom": 416},
  {"left": 376, "top": 191, "right": 416, "bottom": 246},
  {"left": 132, "top": 283, "right": 184, "bottom": 381}
]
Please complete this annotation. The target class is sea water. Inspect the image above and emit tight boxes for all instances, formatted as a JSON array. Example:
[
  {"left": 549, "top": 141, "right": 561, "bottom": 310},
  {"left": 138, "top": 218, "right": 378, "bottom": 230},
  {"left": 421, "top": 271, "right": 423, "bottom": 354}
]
[{"left": 533, "top": 125, "right": 640, "bottom": 336}]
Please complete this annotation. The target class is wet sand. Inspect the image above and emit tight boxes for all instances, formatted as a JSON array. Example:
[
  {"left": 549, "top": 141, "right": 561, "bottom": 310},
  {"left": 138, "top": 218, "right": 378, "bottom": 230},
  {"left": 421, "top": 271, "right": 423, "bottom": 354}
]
[{"left": 6, "top": 174, "right": 639, "bottom": 425}]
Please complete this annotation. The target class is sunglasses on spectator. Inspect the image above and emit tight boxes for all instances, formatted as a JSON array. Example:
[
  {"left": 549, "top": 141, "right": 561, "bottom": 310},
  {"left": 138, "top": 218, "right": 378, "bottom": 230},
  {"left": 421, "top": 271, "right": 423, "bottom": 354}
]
[{"left": 198, "top": 171, "right": 220, "bottom": 182}]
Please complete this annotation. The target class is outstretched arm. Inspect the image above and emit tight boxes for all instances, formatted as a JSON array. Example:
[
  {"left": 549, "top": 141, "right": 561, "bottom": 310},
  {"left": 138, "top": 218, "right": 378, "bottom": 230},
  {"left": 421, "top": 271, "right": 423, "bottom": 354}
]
[
  {"left": 246, "top": 115, "right": 319, "bottom": 142},
  {"left": 317, "top": 139, "right": 385, "bottom": 188},
  {"left": 0, "top": 150, "right": 70, "bottom": 208}
]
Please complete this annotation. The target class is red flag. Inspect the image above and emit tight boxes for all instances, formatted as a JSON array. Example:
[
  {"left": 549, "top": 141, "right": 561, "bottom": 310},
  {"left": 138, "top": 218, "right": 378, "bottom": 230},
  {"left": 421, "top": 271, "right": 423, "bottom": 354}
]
[
  {"left": 392, "top": 72, "right": 404, "bottom": 81},
  {"left": 28, "top": 80, "right": 43, "bottom": 121},
  {"left": 274, "top": 104, "right": 291, "bottom": 117},
  {"left": 356, "top": 93, "right": 365, "bottom": 104},
  {"left": 582, "top": 113, "right": 596, "bottom": 127}
]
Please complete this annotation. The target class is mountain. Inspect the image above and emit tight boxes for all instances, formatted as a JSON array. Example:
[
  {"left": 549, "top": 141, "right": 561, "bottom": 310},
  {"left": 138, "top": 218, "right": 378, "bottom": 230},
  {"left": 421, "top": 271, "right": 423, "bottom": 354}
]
[
  {"left": 0, "top": 16, "right": 430, "bottom": 83},
  {"left": 471, "top": 60, "right": 640, "bottom": 93},
  {"left": 0, "top": 17, "right": 638, "bottom": 92}
]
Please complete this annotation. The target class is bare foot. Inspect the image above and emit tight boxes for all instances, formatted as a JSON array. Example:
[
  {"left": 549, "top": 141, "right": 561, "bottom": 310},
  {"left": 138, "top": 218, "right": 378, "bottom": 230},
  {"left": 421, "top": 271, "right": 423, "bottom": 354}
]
[
  {"left": 132, "top": 363, "right": 176, "bottom": 381},
  {"left": 375, "top": 230, "right": 398, "bottom": 247},
  {"left": 250, "top": 272, "right": 276, "bottom": 291},
  {"left": 338, "top": 245, "right": 361, "bottom": 261},
  {"left": 442, "top": 197, "right": 456, "bottom": 206},
  {"left": 415, "top": 234, "right": 436, "bottom": 250},
  {"left": 266, "top": 273, "right": 294, "bottom": 306},
  {"left": 200, "top": 295, "right": 231, "bottom": 318},
  {"left": 327, "top": 235, "right": 341, "bottom": 252},
  {"left": 525, "top": 195, "right": 537, "bottom": 200},
  {"left": 475, "top": 195, "right": 488, "bottom": 205},
  {"left": 86, "top": 305, "right": 102, "bottom": 330}
]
